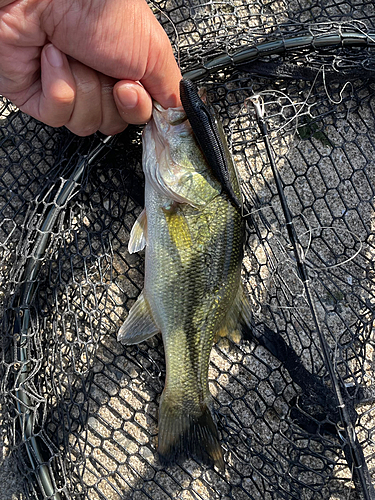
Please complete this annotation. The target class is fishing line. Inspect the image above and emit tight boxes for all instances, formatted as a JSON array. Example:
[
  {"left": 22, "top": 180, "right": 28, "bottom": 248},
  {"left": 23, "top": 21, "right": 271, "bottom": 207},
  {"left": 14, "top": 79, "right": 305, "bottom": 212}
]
[{"left": 301, "top": 226, "right": 363, "bottom": 271}]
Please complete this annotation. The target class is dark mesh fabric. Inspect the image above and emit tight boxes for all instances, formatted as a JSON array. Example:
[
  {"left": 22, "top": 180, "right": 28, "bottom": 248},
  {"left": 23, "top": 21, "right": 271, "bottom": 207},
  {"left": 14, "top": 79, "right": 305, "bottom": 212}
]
[{"left": 1, "top": 1, "right": 375, "bottom": 499}]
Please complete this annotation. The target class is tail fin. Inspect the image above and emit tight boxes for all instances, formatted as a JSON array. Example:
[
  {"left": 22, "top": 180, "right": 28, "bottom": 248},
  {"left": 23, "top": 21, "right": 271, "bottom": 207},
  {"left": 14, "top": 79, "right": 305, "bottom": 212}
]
[{"left": 158, "top": 394, "right": 224, "bottom": 469}]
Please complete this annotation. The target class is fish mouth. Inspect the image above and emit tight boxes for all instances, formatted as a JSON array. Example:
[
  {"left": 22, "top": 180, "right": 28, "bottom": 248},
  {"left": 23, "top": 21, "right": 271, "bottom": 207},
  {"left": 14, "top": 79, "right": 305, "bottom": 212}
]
[
  {"left": 153, "top": 101, "right": 167, "bottom": 113},
  {"left": 153, "top": 101, "right": 166, "bottom": 113},
  {"left": 153, "top": 101, "right": 188, "bottom": 126}
]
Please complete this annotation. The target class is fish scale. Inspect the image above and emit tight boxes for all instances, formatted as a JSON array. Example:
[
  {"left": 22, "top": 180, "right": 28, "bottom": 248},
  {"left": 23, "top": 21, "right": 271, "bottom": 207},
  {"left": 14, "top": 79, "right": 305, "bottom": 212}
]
[{"left": 118, "top": 95, "right": 250, "bottom": 469}]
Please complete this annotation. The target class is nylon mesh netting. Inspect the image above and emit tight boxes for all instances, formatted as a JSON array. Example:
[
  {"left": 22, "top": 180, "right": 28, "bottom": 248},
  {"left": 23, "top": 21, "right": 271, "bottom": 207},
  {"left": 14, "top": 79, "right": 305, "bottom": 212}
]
[{"left": 1, "top": 0, "right": 375, "bottom": 499}]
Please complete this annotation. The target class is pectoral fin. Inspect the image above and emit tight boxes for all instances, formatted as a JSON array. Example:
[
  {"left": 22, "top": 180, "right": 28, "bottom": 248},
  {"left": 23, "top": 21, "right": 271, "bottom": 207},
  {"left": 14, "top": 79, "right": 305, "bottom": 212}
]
[
  {"left": 118, "top": 291, "right": 159, "bottom": 344},
  {"left": 128, "top": 209, "right": 147, "bottom": 254}
]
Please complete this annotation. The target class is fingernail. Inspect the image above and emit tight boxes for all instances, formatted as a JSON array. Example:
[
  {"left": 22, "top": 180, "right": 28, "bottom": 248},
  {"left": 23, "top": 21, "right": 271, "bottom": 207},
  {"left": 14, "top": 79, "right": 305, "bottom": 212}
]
[
  {"left": 45, "top": 44, "right": 63, "bottom": 68},
  {"left": 118, "top": 84, "right": 139, "bottom": 109}
]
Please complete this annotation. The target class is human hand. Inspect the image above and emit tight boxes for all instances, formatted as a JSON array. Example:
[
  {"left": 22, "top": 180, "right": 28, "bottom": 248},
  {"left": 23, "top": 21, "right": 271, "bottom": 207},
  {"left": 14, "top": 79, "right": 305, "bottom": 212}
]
[{"left": 0, "top": 0, "right": 182, "bottom": 136}]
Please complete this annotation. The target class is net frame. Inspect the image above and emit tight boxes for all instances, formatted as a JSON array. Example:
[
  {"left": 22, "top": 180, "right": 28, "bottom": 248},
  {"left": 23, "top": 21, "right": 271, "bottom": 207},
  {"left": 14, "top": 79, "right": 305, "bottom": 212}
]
[{"left": 1, "top": 0, "right": 375, "bottom": 499}]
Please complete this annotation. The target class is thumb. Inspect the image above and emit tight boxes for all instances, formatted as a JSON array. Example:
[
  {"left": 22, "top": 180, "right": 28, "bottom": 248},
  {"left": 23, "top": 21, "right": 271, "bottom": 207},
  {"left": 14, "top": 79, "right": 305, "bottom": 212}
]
[
  {"left": 141, "top": 60, "right": 182, "bottom": 110},
  {"left": 138, "top": 23, "right": 182, "bottom": 109},
  {"left": 21, "top": 44, "right": 76, "bottom": 127},
  {"left": 114, "top": 80, "right": 153, "bottom": 125}
]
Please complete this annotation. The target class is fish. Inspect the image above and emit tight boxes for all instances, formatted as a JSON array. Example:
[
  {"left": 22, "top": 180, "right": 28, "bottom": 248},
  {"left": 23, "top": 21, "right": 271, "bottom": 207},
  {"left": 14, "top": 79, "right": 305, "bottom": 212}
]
[{"left": 118, "top": 86, "right": 252, "bottom": 469}]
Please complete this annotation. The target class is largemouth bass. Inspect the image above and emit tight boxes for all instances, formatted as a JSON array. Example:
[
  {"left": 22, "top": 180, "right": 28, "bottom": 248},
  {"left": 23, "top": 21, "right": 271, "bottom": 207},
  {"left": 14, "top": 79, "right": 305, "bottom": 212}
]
[{"left": 118, "top": 85, "right": 251, "bottom": 468}]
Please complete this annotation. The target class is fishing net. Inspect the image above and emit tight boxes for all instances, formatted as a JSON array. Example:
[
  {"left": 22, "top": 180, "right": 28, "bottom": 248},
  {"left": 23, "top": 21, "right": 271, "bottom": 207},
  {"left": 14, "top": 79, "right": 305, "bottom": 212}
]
[{"left": 1, "top": 0, "right": 375, "bottom": 499}]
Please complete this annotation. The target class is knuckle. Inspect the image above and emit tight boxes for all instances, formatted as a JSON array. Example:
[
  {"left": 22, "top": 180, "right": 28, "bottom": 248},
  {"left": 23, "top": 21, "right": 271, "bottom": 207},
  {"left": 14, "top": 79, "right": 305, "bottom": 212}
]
[
  {"left": 101, "top": 82, "right": 115, "bottom": 96},
  {"left": 43, "top": 109, "right": 72, "bottom": 128},
  {"left": 36, "top": 105, "right": 72, "bottom": 129},
  {"left": 49, "top": 83, "right": 75, "bottom": 107},
  {"left": 50, "top": 120, "right": 65, "bottom": 128},
  {"left": 43, "top": 117, "right": 68, "bottom": 128},
  {"left": 99, "top": 122, "right": 128, "bottom": 136},
  {"left": 76, "top": 78, "right": 101, "bottom": 97},
  {"left": 67, "top": 121, "right": 101, "bottom": 137}
]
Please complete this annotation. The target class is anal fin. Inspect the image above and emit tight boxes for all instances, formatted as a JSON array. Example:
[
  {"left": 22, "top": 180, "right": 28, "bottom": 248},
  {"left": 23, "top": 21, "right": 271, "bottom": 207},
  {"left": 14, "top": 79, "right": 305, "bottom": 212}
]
[
  {"left": 118, "top": 291, "right": 159, "bottom": 344},
  {"left": 216, "top": 284, "right": 253, "bottom": 343}
]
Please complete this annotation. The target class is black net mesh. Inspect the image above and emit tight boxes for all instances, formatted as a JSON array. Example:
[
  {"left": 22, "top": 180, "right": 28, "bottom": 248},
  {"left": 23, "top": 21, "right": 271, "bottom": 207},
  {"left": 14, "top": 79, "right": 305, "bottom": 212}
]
[{"left": 1, "top": 0, "right": 375, "bottom": 499}]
